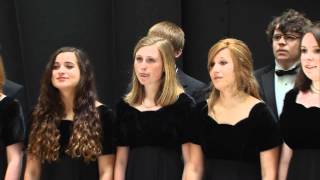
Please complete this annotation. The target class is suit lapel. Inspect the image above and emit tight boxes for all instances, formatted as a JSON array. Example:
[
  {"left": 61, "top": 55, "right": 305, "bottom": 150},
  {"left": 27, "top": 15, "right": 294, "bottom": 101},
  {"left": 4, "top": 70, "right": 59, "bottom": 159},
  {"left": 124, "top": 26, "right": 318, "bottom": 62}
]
[{"left": 261, "top": 68, "right": 278, "bottom": 116}]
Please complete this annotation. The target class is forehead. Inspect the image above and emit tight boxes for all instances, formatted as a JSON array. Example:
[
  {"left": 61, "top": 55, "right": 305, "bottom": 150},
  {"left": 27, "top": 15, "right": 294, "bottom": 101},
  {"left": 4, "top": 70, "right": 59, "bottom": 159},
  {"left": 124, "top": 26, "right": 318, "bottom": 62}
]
[
  {"left": 302, "top": 33, "right": 318, "bottom": 46},
  {"left": 136, "top": 44, "right": 160, "bottom": 56},
  {"left": 55, "top": 52, "right": 77, "bottom": 63},
  {"left": 273, "top": 28, "right": 300, "bottom": 36},
  {"left": 213, "top": 48, "right": 232, "bottom": 61}
]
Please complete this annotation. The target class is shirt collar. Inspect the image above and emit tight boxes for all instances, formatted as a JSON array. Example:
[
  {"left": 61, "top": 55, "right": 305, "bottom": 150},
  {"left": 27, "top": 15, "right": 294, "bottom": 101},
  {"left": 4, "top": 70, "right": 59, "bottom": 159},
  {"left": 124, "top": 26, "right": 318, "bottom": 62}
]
[{"left": 274, "top": 60, "right": 300, "bottom": 71}]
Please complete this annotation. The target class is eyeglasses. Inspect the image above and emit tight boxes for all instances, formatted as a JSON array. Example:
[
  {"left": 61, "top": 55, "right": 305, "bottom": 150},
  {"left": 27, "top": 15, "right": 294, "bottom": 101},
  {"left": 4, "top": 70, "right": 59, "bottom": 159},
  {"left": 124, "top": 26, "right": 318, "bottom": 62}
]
[{"left": 272, "top": 34, "right": 301, "bottom": 42}]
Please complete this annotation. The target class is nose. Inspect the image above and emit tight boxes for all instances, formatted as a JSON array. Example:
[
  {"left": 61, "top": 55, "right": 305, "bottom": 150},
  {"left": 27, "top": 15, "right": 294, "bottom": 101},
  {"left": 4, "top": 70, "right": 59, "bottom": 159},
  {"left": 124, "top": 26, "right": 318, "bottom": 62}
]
[{"left": 278, "top": 36, "right": 287, "bottom": 45}]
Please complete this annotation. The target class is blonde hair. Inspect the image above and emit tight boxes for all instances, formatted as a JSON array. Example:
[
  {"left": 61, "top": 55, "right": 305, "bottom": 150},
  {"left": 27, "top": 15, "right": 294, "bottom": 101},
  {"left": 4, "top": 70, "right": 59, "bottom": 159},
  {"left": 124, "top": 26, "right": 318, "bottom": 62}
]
[
  {"left": 125, "top": 35, "right": 183, "bottom": 106},
  {"left": 207, "top": 38, "right": 260, "bottom": 112},
  {"left": 148, "top": 21, "right": 185, "bottom": 53},
  {"left": 0, "top": 56, "right": 5, "bottom": 93}
]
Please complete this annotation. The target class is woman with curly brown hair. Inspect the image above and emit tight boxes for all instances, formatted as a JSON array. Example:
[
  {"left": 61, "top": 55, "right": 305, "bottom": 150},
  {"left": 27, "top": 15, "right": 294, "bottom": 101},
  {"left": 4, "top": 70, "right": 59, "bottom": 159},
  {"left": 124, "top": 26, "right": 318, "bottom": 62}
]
[{"left": 24, "top": 47, "right": 115, "bottom": 180}]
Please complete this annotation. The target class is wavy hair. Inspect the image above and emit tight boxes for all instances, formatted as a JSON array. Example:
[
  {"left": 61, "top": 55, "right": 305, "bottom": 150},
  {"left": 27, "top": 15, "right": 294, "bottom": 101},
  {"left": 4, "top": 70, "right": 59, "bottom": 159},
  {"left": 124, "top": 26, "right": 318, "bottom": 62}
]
[
  {"left": 27, "top": 47, "right": 102, "bottom": 162},
  {"left": 207, "top": 38, "right": 261, "bottom": 112},
  {"left": 125, "top": 35, "right": 183, "bottom": 106}
]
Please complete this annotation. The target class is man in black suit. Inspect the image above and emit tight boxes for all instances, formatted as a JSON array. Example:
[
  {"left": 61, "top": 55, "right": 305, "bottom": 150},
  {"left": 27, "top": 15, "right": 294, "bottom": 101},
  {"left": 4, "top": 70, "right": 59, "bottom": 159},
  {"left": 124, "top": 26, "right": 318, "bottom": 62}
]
[
  {"left": 148, "top": 21, "right": 206, "bottom": 103},
  {"left": 255, "top": 9, "right": 311, "bottom": 119},
  {"left": 0, "top": 44, "right": 25, "bottom": 113}
]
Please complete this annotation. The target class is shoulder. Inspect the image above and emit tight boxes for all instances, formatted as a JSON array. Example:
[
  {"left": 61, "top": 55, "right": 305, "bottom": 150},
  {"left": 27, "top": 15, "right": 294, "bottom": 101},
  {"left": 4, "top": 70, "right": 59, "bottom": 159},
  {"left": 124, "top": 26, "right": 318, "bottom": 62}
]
[
  {"left": 250, "top": 101, "right": 277, "bottom": 123},
  {"left": 0, "top": 96, "right": 20, "bottom": 112},
  {"left": 177, "top": 69, "right": 206, "bottom": 88},
  {"left": 3, "top": 80, "right": 23, "bottom": 98},
  {"left": 254, "top": 64, "right": 274, "bottom": 77}
]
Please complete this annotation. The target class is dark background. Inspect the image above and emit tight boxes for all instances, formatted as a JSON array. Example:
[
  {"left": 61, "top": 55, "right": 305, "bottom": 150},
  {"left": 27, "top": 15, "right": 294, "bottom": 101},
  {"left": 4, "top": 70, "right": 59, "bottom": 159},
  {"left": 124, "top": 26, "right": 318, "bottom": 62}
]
[{"left": 0, "top": 0, "right": 319, "bottom": 112}]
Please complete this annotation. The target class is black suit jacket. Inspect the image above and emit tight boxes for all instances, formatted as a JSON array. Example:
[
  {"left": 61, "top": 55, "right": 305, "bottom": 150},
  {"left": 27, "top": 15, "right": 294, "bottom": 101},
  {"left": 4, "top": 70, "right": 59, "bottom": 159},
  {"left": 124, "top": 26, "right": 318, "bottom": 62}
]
[
  {"left": 176, "top": 68, "right": 206, "bottom": 103},
  {"left": 3, "top": 80, "right": 26, "bottom": 114},
  {"left": 254, "top": 65, "right": 278, "bottom": 118}
]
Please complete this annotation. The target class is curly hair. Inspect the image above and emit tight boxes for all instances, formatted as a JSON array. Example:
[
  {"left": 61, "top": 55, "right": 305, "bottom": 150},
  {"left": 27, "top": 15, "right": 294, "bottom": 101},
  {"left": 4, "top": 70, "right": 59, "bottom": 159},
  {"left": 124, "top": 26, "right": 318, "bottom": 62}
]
[
  {"left": 27, "top": 47, "right": 102, "bottom": 162},
  {"left": 266, "top": 9, "right": 312, "bottom": 43}
]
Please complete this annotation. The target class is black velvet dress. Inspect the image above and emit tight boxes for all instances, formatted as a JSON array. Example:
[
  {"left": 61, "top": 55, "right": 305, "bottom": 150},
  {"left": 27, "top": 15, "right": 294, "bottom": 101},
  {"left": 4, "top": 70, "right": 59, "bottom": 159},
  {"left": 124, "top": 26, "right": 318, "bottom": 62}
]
[
  {"left": 115, "top": 93, "right": 195, "bottom": 180},
  {"left": 39, "top": 105, "right": 115, "bottom": 180},
  {"left": 193, "top": 101, "right": 281, "bottom": 180},
  {"left": 0, "top": 96, "right": 25, "bottom": 179},
  {"left": 279, "top": 88, "right": 320, "bottom": 180}
]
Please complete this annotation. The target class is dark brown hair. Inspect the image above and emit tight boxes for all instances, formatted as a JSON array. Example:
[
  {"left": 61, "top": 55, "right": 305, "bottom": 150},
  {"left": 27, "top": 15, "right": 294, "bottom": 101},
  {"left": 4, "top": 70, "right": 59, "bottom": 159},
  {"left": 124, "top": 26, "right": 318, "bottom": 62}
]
[
  {"left": 295, "top": 23, "right": 320, "bottom": 92},
  {"left": 27, "top": 47, "right": 102, "bottom": 162},
  {"left": 266, "top": 9, "right": 312, "bottom": 43}
]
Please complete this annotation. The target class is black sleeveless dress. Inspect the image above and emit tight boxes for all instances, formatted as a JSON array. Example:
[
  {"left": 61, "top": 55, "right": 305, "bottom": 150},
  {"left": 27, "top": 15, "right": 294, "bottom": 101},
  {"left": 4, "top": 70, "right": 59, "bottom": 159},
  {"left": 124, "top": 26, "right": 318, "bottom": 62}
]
[
  {"left": 193, "top": 101, "right": 281, "bottom": 180},
  {"left": 38, "top": 105, "right": 115, "bottom": 180},
  {"left": 0, "top": 97, "right": 25, "bottom": 179},
  {"left": 115, "top": 93, "right": 196, "bottom": 180},
  {"left": 279, "top": 88, "right": 320, "bottom": 180}
]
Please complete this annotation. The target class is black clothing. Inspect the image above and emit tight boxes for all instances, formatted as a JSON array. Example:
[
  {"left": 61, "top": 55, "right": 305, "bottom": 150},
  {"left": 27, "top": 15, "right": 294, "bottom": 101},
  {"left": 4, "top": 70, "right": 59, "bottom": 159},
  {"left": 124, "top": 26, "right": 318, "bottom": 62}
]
[
  {"left": 279, "top": 88, "right": 320, "bottom": 180},
  {"left": 39, "top": 105, "right": 115, "bottom": 180},
  {"left": 193, "top": 101, "right": 281, "bottom": 180},
  {"left": 115, "top": 93, "right": 195, "bottom": 180},
  {"left": 0, "top": 97, "right": 25, "bottom": 179}
]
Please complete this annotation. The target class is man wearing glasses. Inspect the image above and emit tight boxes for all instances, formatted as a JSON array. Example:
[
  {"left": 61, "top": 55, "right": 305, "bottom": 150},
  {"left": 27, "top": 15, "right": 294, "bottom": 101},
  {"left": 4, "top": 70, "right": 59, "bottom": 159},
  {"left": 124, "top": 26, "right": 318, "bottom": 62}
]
[{"left": 255, "top": 9, "right": 312, "bottom": 119}]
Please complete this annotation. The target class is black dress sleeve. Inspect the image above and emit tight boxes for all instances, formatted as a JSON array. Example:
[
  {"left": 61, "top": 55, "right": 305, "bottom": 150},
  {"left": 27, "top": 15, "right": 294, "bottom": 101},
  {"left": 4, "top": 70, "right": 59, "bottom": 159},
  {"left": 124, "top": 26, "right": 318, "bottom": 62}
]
[
  {"left": 114, "top": 100, "right": 130, "bottom": 146},
  {"left": 99, "top": 105, "right": 116, "bottom": 155},
  {"left": 254, "top": 103, "right": 282, "bottom": 151},
  {"left": 177, "top": 93, "right": 200, "bottom": 145},
  {"left": 3, "top": 98, "right": 25, "bottom": 146}
]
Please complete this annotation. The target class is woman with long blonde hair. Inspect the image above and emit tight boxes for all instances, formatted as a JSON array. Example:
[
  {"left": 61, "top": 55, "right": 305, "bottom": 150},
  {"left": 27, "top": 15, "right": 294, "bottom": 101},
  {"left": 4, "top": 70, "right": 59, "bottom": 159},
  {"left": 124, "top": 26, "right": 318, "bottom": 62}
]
[{"left": 114, "top": 35, "right": 202, "bottom": 180}]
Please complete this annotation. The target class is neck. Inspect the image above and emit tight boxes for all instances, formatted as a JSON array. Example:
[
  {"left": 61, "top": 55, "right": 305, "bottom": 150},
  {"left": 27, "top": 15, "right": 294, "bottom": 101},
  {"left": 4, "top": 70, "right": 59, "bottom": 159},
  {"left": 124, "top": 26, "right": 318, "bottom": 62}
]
[
  {"left": 218, "top": 89, "right": 247, "bottom": 108},
  {"left": 143, "top": 83, "right": 160, "bottom": 106},
  {"left": 311, "top": 81, "right": 320, "bottom": 94},
  {"left": 60, "top": 90, "right": 75, "bottom": 114},
  {"left": 277, "top": 59, "right": 299, "bottom": 70}
]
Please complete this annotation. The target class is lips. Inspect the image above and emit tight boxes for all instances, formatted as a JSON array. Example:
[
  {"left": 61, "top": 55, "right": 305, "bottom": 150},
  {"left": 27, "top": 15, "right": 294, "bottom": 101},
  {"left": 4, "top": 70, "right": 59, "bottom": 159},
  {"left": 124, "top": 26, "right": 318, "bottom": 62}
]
[
  {"left": 57, "top": 77, "right": 68, "bottom": 80},
  {"left": 277, "top": 49, "right": 288, "bottom": 53},
  {"left": 139, "top": 73, "right": 149, "bottom": 77}
]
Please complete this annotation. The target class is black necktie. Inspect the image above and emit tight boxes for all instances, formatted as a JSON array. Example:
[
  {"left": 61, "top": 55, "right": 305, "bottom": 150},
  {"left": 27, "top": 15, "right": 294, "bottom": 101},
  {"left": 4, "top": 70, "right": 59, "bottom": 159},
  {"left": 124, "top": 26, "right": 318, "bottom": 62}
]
[{"left": 275, "top": 65, "right": 299, "bottom": 76}]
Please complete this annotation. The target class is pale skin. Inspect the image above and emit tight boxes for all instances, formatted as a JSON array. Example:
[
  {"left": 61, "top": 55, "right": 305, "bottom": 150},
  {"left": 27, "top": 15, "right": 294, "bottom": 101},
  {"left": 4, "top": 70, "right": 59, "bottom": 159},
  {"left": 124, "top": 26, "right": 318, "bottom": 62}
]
[
  {"left": 272, "top": 28, "right": 301, "bottom": 70},
  {"left": 278, "top": 32, "right": 320, "bottom": 180},
  {"left": 209, "top": 48, "right": 279, "bottom": 180},
  {"left": 114, "top": 44, "right": 202, "bottom": 180},
  {"left": 24, "top": 52, "right": 115, "bottom": 180}
]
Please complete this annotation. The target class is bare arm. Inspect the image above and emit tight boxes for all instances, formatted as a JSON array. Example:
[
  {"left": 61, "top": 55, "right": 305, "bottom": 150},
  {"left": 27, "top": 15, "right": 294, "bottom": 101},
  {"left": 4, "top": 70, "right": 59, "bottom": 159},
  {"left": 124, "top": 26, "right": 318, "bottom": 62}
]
[
  {"left": 24, "top": 154, "right": 41, "bottom": 180},
  {"left": 98, "top": 154, "right": 115, "bottom": 180},
  {"left": 114, "top": 146, "right": 129, "bottom": 180},
  {"left": 260, "top": 146, "right": 280, "bottom": 180},
  {"left": 5, "top": 143, "right": 23, "bottom": 180},
  {"left": 278, "top": 143, "right": 293, "bottom": 180},
  {"left": 182, "top": 143, "right": 203, "bottom": 180}
]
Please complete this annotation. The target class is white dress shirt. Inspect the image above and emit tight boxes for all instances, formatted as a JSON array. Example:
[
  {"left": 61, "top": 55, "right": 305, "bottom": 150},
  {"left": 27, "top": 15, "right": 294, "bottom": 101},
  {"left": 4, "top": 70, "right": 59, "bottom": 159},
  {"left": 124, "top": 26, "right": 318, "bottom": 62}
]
[{"left": 274, "top": 60, "right": 300, "bottom": 116}]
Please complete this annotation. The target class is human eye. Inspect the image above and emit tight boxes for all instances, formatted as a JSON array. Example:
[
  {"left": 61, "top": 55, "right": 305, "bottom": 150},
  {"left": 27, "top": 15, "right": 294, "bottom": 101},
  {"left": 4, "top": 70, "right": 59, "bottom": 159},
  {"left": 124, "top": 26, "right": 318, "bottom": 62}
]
[
  {"left": 52, "top": 63, "right": 60, "bottom": 70},
  {"left": 65, "top": 62, "right": 74, "bottom": 69},
  {"left": 209, "top": 61, "right": 215, "bottom": 68},
  {"left": 315, "top": 48, "right": 320, "bottom": 54},
  {"left": 219, "top": 60, "right": 228, "bottom": 65},
  {"left": 300, "top": 47, "right": 307, "bottom": 54},
  {"left": 135, "top": 56, "right": 143, "bottom": 62},
  {"left": 285, "top": 34, "right": 298, "bottom": 41},
  {"left": 272, "top": 34, "right": 282, "bottom": 41},
  {"left": 146, "top": 57, "right": 156, "bottom": 63}
]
